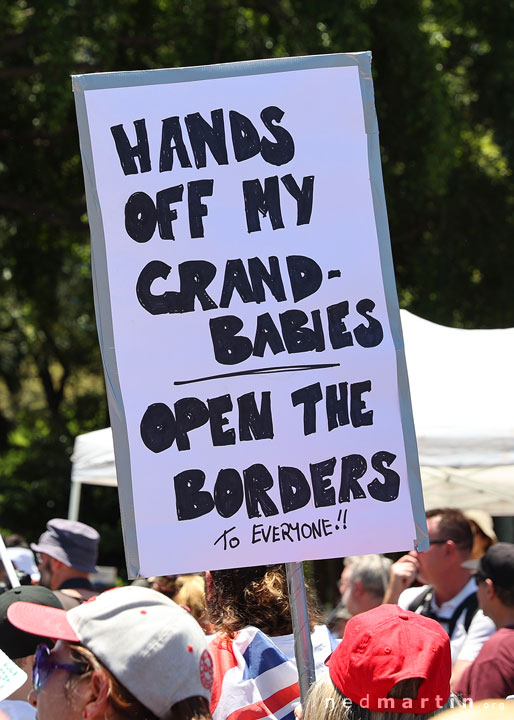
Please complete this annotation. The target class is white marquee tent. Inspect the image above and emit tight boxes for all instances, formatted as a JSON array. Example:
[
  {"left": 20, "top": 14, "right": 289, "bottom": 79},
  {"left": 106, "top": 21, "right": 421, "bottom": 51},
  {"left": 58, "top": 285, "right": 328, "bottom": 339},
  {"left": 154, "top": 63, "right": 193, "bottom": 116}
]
[{"left": 68, "top": 310, "right": 514, "bottom": 520}]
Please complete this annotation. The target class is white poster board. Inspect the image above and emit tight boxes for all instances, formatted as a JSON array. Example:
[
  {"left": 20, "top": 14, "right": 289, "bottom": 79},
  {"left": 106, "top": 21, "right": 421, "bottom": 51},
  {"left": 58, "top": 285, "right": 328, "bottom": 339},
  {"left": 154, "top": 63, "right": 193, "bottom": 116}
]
[
  {"left": 73, "top": 53, "right": 427, "bottom": 577},
  {"left": 0, "top": 649, "right": 27, "bottom": 702}
]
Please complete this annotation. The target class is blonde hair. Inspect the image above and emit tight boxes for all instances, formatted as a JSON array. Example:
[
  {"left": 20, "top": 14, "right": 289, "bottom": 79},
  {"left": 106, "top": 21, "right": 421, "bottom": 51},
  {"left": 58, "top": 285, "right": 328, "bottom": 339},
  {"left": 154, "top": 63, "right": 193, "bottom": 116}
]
[
  {"left": 173, "top": 575, "right": 209, "bottom": 629},
  {"left": 303, "top": 675, "right": 346, "bottom": 720},
  {"left": 303, "top": 675, "right": 447, "bottom": 720}
]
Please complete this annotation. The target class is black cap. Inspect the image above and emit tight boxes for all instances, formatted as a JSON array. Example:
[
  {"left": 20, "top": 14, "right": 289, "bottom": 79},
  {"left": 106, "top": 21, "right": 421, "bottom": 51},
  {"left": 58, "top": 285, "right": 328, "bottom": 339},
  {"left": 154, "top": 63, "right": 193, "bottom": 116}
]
[
  {"left": 477, "top": 542, "right": 514, "bottom": 589},
  {"left": 0, "top": 585, "right": 63, "bottom": 659}
]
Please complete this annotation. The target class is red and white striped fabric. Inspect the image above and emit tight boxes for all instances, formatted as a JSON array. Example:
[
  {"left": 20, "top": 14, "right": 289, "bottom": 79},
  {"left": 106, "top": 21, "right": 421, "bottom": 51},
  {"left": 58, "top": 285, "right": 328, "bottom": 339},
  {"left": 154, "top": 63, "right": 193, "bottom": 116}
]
[{"left": 208, "top": 625, "right": 335, "bottom": 720}]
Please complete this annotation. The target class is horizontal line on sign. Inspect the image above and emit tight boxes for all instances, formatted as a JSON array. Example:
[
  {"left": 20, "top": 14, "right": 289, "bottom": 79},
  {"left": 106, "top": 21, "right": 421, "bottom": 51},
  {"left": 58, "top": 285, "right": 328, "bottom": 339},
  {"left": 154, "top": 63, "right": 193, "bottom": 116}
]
[{"left": 174, "top": 363, "right": 340, "bottom": 386}]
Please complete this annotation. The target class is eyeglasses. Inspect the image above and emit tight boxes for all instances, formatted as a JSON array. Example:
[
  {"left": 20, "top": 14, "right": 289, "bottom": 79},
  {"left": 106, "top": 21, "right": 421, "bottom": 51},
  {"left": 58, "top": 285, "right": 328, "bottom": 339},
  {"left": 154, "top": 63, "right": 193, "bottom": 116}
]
[
  {"left": 33, "top": 644, "right": 84, "bottom": 692},
  {"left": 428, "top": 539, "right": 450, "bottom": 545}
]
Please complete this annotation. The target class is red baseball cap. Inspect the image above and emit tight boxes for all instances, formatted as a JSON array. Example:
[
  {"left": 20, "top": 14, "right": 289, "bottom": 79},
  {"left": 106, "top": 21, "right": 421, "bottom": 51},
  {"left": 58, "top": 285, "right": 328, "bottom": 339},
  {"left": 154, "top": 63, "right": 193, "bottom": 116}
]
[{"left": 328, "top": 604, "right": 451, "bottom": 713}]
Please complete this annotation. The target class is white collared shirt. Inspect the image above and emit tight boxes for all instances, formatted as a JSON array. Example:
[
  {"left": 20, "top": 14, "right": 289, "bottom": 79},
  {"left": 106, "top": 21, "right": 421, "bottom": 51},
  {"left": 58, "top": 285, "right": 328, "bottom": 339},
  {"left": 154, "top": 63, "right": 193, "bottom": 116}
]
[{"left": 398, "top": 578, "right": 496, "bottom": 665}]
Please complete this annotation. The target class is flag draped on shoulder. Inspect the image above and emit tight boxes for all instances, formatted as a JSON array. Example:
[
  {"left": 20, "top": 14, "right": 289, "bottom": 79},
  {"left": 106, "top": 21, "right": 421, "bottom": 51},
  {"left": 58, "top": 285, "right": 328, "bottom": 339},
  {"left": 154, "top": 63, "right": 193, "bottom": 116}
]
[{"left": 209, "top": 626, "right": 301, "bottom": 720}]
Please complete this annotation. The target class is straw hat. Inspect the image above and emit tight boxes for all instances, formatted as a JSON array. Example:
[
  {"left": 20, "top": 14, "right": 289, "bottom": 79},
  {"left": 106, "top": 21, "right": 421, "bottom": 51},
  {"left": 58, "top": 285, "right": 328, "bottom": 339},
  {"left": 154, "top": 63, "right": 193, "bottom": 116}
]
[{"left": 465, "top": 510, "right": 498, "bottom": 544}]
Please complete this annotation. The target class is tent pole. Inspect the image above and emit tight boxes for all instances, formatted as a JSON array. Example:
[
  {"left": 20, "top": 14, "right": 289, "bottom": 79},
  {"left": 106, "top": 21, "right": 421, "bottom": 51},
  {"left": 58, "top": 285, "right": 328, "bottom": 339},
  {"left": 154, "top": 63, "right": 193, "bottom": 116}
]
[
  {"left": 68, "top": 481, "right": 82, "bottom": 521},
  {"left": 0, "top": 534, "right": 20, "bottom": 588}
]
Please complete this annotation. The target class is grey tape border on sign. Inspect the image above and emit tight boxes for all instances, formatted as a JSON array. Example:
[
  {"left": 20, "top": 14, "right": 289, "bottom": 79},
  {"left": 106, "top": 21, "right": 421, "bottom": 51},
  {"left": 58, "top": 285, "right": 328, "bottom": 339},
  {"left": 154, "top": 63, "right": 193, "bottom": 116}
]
[
  {"left": 72, "top": 51, "right": 428, "bottom": 576},
  {"left": 71, "top": 52, "right": 370, "bottom": 93},
  {"left": 72, "top": 89, "right": 141, "bottom": 577},
  {"left": 356, "top": 53, "right": 429, "bottom": 552}
]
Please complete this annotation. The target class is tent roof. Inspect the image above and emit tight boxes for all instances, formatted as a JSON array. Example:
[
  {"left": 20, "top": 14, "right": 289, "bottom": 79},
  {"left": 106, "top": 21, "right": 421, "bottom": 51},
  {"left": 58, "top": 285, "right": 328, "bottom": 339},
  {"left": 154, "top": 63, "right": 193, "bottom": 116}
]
[
  {"left": 71, "top": 427, "right": 117, "bottom": 487},
  {"left": 70, "top": 311, "right": 514, "bottom": 514},
  {"left": 401, "top": 310, "right": 514, "bottom": 467}
]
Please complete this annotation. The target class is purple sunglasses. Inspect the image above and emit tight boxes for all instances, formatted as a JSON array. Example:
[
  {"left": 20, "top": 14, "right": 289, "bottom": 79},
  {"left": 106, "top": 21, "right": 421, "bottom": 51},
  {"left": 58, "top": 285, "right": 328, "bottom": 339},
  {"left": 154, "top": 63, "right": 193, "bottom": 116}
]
[{"left": 33, "top": 644, "right": 84, "bottom": 692}]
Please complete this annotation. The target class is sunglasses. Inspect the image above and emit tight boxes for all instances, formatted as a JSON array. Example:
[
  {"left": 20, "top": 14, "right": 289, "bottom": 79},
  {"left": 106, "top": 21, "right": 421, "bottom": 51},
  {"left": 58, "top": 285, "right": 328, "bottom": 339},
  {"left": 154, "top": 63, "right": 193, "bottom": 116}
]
[{"left": 33, "top": 644, "right": 84, "bottom": 692}]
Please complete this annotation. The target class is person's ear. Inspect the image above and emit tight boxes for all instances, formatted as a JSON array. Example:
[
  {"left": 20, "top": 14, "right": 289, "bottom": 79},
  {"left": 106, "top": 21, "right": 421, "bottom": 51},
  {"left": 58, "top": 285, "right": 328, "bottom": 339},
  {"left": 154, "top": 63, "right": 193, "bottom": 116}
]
[
  {"left": 82, "top": 670, "right": 111, "bottom": 719},
  {"left": 445, "top": 540, "right": 459, "bottom": 558},
  {"left": 49, "top": 556, "right": 64, "bottom": 572},
  {"left": 483, "top": 578, "right": 496, "bottom": 600},
  {"left": 352, "top": 580, "right": 364, "bottom": 598}
]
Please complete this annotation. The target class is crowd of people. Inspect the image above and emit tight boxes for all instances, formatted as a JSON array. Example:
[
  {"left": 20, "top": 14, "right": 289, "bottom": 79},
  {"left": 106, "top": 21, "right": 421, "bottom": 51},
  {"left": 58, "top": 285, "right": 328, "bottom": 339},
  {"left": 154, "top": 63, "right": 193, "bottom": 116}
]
[{"left": 0, "top": 508, "right": 512, "bottom": 720}]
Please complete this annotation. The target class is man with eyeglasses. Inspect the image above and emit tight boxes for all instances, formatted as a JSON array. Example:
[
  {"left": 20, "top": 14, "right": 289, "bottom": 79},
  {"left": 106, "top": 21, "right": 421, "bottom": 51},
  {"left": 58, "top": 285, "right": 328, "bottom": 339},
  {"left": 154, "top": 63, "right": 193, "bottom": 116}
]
[
  {"left": 0, "top": 586, "right": 63, "bottom": 720},
  {"left": 455, "top": 542, "right": 514, "bottom": 700},
  {"left": 383, "top": 508, "right": 495, "bottom": 690}
]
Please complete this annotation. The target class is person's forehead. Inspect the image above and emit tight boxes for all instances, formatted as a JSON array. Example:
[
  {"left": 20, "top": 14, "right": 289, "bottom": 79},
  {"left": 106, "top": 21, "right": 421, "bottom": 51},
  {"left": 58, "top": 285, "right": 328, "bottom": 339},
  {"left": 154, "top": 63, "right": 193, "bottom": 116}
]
[{"left": 427, "top": 515, "right": 442, "bottom": 535}]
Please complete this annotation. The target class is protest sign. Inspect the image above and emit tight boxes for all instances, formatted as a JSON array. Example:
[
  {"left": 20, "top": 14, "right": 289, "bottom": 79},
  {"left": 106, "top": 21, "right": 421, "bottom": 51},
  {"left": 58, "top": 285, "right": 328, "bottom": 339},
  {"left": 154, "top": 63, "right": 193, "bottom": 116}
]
[
  {"left": 0, "top": 649, "right": 26, "bottom": 702},
  {"left": 73, "top": 53, "right": 427, "bottom": 578}
]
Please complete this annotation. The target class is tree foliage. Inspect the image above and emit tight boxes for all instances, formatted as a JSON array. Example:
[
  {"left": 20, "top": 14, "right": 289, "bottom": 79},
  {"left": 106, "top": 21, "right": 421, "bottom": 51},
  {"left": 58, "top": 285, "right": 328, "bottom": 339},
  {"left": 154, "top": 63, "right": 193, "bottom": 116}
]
[{"left": 0, "top": 0, "right": 512, "bottom": 569}]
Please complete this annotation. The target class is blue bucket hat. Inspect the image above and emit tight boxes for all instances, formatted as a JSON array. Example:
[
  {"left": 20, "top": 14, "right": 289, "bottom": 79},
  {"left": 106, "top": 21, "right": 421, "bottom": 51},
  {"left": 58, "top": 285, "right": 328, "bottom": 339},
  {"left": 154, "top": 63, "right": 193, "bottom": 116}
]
[{"left": 31, "top": 518, "right": 99, "bottom": 573}]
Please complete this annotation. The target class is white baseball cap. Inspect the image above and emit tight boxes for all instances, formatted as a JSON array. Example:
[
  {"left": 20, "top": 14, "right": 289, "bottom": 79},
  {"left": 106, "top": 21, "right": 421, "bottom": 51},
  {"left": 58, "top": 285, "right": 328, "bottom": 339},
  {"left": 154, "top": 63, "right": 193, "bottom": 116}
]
[
  {"left": 7, "top": 547, "right": 40, "bottom": 582},
  {"left": 7, "top": 586, "right": 213, "bottom": 718}
]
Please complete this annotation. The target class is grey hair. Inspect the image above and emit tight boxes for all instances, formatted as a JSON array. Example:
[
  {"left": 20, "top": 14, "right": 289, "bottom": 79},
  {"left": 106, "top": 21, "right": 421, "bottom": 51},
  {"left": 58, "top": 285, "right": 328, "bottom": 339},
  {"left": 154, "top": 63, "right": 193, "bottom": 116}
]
[{"left": 346, "top": 554, "right": 392, "bottom": 599}]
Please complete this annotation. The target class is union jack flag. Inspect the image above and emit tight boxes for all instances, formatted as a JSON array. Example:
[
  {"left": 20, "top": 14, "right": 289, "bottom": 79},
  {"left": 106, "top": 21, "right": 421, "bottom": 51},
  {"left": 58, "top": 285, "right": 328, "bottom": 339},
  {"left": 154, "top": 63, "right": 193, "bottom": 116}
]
[{"left": 208, "top": 625, "right": 334, "bottom": 720}]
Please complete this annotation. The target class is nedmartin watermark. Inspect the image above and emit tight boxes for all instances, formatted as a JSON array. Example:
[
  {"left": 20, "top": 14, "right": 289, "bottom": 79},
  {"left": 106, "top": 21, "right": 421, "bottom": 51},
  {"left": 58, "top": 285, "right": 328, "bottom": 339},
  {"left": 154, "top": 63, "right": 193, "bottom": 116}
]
[{"left": 323, "top": 695, "right": 512, "bottom": 712}]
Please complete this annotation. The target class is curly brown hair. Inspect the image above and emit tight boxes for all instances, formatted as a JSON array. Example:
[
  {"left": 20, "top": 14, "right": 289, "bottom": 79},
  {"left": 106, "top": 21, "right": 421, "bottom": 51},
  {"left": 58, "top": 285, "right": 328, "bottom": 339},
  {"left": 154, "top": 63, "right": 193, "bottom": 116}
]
[{"left": 207, "top": 564, "right": 322, "bottom": 638}]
